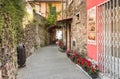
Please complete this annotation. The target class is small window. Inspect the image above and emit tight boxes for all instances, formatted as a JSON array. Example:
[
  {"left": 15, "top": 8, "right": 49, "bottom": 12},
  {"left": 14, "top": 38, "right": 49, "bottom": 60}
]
[
  {"left": 76, "top": 14, "right": 79, "bottom": 20},
  {"left": 68, "top": 0, "right": 73, "bottom": 5},
  {"left": 73, "top": 41, "right": 76, "bottom": 46}
]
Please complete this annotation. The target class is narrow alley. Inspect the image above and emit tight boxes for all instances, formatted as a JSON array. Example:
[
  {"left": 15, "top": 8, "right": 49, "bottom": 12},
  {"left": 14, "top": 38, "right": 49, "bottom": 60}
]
[
  {"left": 17, "top": 45, "right": 91, "bottom": 79},
  {"left": 1, "top": 0, "right": 120, "bottom": 79}
]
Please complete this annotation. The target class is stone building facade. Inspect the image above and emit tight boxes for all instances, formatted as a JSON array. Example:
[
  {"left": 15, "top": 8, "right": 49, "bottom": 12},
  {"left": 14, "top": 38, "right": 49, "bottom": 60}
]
[
  {"left": 28, "top": 0, "right": 63, "bottom": 20},
  {"left": 61, "top": 0, "right": 87, "bottom": 54}
]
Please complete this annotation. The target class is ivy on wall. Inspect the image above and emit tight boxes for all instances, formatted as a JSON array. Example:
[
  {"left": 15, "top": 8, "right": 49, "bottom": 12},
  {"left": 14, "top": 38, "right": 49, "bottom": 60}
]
[
  {"left": 0, "top": 0, "right": 25, "bottom": 46},
  {"left": 0, "top": 0, "right": 26, "bottom": 78},
  {"left": 0, "top": 0, "right": 50, "bottom": 78}
]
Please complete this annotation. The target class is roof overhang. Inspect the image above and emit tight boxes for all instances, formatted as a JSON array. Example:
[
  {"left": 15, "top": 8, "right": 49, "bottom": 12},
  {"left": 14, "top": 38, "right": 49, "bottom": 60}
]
[
  {"left": 28, "top": 0, "right": 64, "bottom": 2},
  {"left": 57, "top": 18, "right": 73, "bottom": 23},
  {"left": 47, "top": 24, "right": 62, "bottom": 32},
  {"left": 28, "top": 0, "right": 65, "bottom": 7},
  {"left": 28, "top": 0, "right": 64, "bottom": 7}
]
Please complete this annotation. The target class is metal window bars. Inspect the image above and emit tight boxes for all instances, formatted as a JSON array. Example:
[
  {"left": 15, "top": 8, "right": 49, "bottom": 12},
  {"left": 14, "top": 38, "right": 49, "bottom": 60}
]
[{"left": 97, "top": 0, "right": 120, "bottom": 79}]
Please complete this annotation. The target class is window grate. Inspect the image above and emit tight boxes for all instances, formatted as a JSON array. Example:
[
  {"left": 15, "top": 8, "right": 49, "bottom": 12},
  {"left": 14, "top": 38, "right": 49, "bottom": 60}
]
[{"left": 97, "top": 0, "right": 120, "bottom": 78}]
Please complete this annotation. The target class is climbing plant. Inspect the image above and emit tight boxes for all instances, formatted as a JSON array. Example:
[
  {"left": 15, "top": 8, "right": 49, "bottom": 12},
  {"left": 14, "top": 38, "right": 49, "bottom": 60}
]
[
  {"left": 0, "top": 0, "right": 26, "bottom": 78},
  {"left": 0, "top": 0, "right": 25, "bottom": 46},
  {"left": 46, "top": 3, "right": 57, "bottom": 27}
]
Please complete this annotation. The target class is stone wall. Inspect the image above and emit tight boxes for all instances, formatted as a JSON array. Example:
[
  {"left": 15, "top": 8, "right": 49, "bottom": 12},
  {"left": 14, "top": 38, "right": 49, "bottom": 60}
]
[
  {"left": 0, "top": 1, "right": 50, "bottom": 79},
  {"left": 71, "top": 0, "right": 87, "bottom": 54},
  {"left": 23, "top": 13, "right": 50, "bottom": 57},
  {"left": 63, "top": 0, "right": 87, "bottom": 55},
  {"left": 0, "top": 0, "right": 25, "bottom": 79}
]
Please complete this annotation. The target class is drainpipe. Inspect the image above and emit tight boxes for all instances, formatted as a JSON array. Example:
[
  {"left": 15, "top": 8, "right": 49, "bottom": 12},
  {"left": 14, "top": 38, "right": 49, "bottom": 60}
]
[
  {"left": 61, "top": 0, "right": 63, "bottom": 19},
  {"left": 65, "top": 0, "right": 67, "bottom": 49},
  {"left": 61, "top": 0, "right": 64, "bottom": 41}
]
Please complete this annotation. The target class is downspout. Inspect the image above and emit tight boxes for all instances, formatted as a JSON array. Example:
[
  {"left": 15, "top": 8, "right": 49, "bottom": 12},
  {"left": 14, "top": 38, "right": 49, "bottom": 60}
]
[
  {"left": 61, "top": 0, "right": 63, "bottom": 19},
  {"left": 65, "top": 0, "right": 67, "bottom": 49},
  {"left": 61, "top": 0, "right": 64, "bottom": 41}
]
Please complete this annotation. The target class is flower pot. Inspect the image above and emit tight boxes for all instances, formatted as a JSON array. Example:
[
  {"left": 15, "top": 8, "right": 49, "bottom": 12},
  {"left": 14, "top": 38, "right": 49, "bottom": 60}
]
[
  {"left": 82, "top": 67, "right": 87, "bottom": 72},
  {"left": 89, "top": 73, "right": 98, "bottom": 78}
]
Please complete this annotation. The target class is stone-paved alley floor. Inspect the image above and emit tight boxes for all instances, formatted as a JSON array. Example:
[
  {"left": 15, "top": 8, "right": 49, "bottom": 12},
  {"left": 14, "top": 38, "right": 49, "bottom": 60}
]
[{"left": 17, "top": 45, "right": 91, "bottom": 79}]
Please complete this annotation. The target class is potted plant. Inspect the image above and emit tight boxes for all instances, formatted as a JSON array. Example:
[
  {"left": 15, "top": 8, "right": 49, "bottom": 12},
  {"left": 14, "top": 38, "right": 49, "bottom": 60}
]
[
  {"left": 70, "top": 52, "right": 79, "bottom": 63},
  {"left": 56, "top": 40, "right": 66, "bottom": 52},
  {"left": 65, "top": 50, "right": 99, "bottom": 78},
  {"left": 88, "top": 65, "right": 99, "bottom": 78},
  {"left": 66, "top": 49, "right": 73, "bottom": 57}
]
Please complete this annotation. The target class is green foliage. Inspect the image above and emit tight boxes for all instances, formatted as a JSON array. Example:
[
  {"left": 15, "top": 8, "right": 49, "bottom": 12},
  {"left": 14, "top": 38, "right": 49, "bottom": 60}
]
[
  {"left": 0, "top": 0, "right": 25, "bottom": 46},
  {"left": 0, "top": 1, "right": 26, "bottom": 77},
  {"left": 46, "top": 3, "right": 57, "bottom": 26}
]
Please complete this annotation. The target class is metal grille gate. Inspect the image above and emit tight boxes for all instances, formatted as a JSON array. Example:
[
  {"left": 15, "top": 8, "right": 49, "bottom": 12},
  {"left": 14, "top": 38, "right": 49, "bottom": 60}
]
[{"left": 97, "top": 0, "right": 120, "bottom": 79}]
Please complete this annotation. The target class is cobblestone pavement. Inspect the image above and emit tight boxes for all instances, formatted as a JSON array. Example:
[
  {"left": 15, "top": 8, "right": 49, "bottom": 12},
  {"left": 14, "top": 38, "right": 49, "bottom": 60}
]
[{"left": 17, "top": 45, "right": 91, "bottom": 79}]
